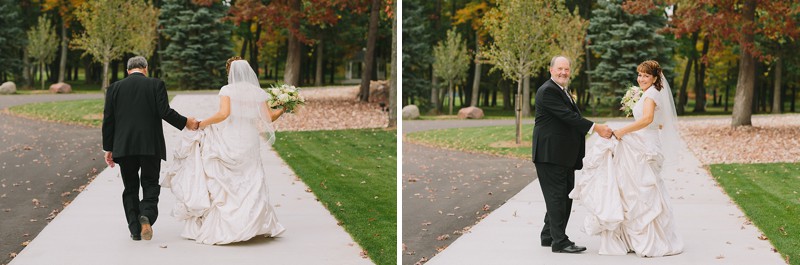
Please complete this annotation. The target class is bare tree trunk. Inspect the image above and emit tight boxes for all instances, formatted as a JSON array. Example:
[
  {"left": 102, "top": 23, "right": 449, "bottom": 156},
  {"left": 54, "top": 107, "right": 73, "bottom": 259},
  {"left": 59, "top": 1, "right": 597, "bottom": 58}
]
[
  {"left": 23, "top": 48, "right": 31, "bottom": 88},
  {"left": 448, "top": 81, "right": 454, "bottom": 115},
  {"left": 250, "top": 23, "right": 261, "bottom": 74},
  {"left": 772, "top": 57, "right": 782, "bottom": 114},
  {"left": 315, "top": 39, "right": 324, "bottom": 86},
  {"left": 678, "top": 32, "right": 698, "bottom": 115},
  {"left": 731, "top": 0, "right": 756, "bottom": 127},
  {"left": 522, "top": 75, "right": 531, "bottom": 117},
  {"left": 431, "top": 71, "right": 441, "bottom": 114},
  {"left": 40, "top": 62, "right": 46, "bottom": 90},
  {"left": 693, "top": 36, "right": 709, "bottom": 113},
  {"left": 470, "top": 32, "right": 481, "bottom": 107},
  {"left": 283, "top": 0, "right": 302, "bottom": 86},
  {"left": 389, "top": 3, "right": 397, "bottom": 128},
  {"left": 515, "top": 77, "right": 523, "bottom": 144},
  {"left": 58, "top": 22, "right": 67, "bottom": 83},
  {"left": 359, "top": 0, "right": 381, "bottom": 101},
  {"left": 102, "top": 60, "right": 110, "bottom": 91}
]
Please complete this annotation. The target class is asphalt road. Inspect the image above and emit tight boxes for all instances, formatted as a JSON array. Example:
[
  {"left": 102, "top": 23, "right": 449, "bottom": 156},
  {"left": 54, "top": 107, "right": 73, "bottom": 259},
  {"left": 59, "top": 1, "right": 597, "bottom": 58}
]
[
  {"left": 401, "top": 120, "right": 537, "bottom": 265},
  {"left": 0, "top": 94, "right": 107, "bottom": 265}
]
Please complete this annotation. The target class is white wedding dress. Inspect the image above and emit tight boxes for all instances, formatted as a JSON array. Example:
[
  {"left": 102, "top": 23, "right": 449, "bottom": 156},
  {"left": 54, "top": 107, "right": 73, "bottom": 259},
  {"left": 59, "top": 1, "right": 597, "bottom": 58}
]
[
  {"left": 570, "top": 87, "right": 683, "bottom": 257},
  {"left": 162, "top": 61, "right": 285, "bottom": 245}
]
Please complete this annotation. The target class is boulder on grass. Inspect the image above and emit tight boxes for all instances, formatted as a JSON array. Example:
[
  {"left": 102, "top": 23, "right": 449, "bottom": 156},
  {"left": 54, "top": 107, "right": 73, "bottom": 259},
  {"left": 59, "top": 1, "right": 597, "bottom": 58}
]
[
  {"left": 402, "top": 105, "right": 420, "bottom": 119},
  {"left": 0, "top": 81, "right": 16, "bottom": 94},
  {"left": 49, "top": 82, "right": 72, "bottom": 93},
  {"left": 457, "top": 106, "right": 484, "bottom": 119}
]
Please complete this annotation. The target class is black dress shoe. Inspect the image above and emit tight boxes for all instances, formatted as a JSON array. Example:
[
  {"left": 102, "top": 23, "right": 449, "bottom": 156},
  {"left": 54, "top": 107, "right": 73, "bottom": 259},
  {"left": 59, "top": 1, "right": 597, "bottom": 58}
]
[
  {"left": 130, "top": 234, "right": 141, "bottom": 241},
  {"left": 541, "top": 240, "right": 552, "bottom": 247},
  {"left": 553, "top": 244, "right": 587, "bottom": 253}
]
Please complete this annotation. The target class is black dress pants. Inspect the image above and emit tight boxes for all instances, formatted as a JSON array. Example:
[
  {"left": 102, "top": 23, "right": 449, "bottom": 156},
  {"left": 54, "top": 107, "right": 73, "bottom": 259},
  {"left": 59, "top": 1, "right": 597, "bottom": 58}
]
[
  {"left": 534, "top": 162, "right": 575, "bottom": 251},
  {"left": 115, "top": 155, "right": 161, "bottom": 236}
]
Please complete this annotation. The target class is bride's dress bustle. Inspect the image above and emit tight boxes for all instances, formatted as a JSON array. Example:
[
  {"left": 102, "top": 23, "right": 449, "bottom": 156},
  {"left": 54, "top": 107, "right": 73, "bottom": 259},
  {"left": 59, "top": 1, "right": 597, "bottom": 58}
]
[
  {"left": 163, "top": 126, "right": 285, "bottom": 245},
  {"left": 570, "top": 88, "right": 683, "bottom": 257}
]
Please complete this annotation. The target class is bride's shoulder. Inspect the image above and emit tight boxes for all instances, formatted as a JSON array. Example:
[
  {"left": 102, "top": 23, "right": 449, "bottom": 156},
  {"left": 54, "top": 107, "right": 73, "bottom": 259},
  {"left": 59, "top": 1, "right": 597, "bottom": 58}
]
[{"left": 644, "top": 87, "right": 661, "bottom": 99}]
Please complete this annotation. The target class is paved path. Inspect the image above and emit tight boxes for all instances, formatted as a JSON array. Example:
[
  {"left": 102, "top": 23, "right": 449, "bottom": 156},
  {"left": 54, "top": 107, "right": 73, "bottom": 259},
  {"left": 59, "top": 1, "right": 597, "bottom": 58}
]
[
  {"left": 424, "top": 121, "right": 785, "bottom": 265},
  {"left": 402, "top": 120, "right": 538, "bottom": 265},
  {"left": 9, "top": 95, "right": 372, "bottom": 265}
]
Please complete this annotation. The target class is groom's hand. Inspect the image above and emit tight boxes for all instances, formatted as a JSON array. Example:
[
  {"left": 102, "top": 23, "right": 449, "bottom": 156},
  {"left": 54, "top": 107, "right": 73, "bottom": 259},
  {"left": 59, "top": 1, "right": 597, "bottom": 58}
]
[
  {"left": 594, "top": 124, "right": 613, "bottom": 139},
  {"left": 186, "top": 117, "right": 199, "bottom": 130},
  {"left": 104, "top": 151, "right": 115, "bottom": 168}
]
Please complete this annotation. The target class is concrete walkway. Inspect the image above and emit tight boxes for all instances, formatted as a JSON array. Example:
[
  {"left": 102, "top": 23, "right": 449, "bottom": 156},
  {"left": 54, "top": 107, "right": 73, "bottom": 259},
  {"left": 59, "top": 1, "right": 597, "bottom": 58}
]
[
  {"left": 425, "top": 121, "right": 785, "bottom": 265},
  {"left": 10, "top": 95, "right": 372, "bottom": 265}
]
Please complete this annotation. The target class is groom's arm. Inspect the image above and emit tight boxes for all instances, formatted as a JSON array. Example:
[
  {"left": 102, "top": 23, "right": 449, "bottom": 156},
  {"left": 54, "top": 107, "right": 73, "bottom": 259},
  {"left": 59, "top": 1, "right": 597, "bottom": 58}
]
[
  {"left": 155, "top": 79, "right": 188, "bottom": 130},
  {"left": 102, "top": 85, "right": 115, "bottom": 152},
  {"left": 537, "top": 87, "right": 593, "bottom": 133}
]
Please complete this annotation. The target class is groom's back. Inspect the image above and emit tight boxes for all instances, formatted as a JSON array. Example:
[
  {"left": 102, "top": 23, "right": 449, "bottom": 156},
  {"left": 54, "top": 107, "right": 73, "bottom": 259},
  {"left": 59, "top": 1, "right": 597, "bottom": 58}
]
[{"left": 106, "top": 73, "right": 165, "bottom": 159}]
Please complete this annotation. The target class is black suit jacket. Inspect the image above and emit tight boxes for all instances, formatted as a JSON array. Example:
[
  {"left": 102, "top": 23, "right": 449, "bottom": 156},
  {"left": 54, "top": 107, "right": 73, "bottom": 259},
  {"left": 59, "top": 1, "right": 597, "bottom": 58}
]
[
  {"left": 102, "top": 73, "right": 187, "bottom": 160},
  {"left": 531, "top": 79, "right": 593, "bottom": 169}
]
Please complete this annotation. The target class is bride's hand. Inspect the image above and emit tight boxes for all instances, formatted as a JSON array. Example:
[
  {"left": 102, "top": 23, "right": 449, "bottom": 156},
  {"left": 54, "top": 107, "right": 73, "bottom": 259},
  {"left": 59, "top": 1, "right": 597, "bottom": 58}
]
[{"left": 612, "top": 130, "right": 622, "bottom": 140}]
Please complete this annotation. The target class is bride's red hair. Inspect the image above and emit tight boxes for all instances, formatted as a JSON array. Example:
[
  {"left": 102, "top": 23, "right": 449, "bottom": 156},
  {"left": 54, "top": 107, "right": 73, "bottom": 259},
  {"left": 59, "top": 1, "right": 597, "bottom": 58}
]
[{"left": 637, "top": 60, "right": 663, "bottom": 91}]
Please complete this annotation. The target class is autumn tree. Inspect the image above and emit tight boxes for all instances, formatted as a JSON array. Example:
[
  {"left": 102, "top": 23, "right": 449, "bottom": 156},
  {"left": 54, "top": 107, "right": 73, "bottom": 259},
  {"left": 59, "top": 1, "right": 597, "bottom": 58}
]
[
  {"left": 27, "top": 16, "right": 59, "bottom": 90},
  {"left": 72, "top": 0, "right": 158, "bottom": 90},
  {"left": 483, "top": 0, "right": 582, "bottom": 143},
  {"left": 665, "top": 0, "right": 800, "bottom": 126},
  {"left": 41, "top": 0, "right": 84, "bottom": 83},
  {"left": 453, "top": 1, "right": 491, "bottom": 108},
  {"left": 433, "top": 28, "right": 470, "bottom": 115},
  {"left": 229, "top": 0, "right": 372, "bottom": 87}
]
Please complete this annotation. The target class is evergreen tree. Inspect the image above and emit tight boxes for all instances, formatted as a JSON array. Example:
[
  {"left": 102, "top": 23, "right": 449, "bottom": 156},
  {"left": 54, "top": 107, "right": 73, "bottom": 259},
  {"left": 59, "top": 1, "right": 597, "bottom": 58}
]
[
  {"left": 402, "top": 0, "right": 434, "bottom": 108},
  {"left": 0, "top": 0, "right": 25, "bottom": 81},
  {"left": 160, "top": 0, "right": 233, "bottom": 90},
  {"left": 587, "top": 0, "right": 674, "bottom": 114}
]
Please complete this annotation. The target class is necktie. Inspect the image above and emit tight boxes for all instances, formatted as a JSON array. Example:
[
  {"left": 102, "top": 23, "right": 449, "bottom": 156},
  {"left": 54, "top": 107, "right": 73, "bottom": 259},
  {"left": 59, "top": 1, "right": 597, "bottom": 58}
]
[{"left": 563, "top": 87, "right": 575, "bottom": 106}]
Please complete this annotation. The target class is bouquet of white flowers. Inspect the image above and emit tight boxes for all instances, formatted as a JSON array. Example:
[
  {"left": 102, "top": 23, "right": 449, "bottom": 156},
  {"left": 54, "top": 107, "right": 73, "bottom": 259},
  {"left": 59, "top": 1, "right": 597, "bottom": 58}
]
[
  {"left": 266, "top": 83, "right": 305, "bottom": 113},
  {"left": 620, "top": 85, "right": 642, "bottom": 117}
]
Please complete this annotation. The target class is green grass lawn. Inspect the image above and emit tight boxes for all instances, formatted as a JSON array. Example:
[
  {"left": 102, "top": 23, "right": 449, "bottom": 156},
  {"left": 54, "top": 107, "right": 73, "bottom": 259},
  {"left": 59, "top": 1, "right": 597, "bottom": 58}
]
[
  {"left": 405, "top": 124, "right": 534, "bottom": 159},
  {"left": 8, "top": 98, "right": 105, "bottom": 127},
  {"left": 7, "top": 96, "right": 174, "bottom": 127},
  {"left": 271, "top": 129, "right": 397, "bottom": 265},
  {"left": 710, "top": 162, "right": 800, "bottom": 264}
]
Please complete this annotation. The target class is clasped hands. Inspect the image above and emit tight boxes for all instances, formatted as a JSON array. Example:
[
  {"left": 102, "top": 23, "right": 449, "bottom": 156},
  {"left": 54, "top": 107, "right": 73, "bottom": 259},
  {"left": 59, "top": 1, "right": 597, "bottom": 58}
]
[
  {"left": 186, "top": 117, "right": 202, "bottom": 131},
  {"left": 593, "top": 124, "right": 623, "bottom": 140}
]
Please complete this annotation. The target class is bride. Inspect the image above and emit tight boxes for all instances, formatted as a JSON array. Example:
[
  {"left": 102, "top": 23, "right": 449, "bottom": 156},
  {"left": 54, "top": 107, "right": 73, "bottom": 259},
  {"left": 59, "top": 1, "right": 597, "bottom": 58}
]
[
  {"left": 571, "top": 60, "right": 683, "bottom": 257},
  {"left": 162, "top": 58, "right": 286, "bottom": 245}
]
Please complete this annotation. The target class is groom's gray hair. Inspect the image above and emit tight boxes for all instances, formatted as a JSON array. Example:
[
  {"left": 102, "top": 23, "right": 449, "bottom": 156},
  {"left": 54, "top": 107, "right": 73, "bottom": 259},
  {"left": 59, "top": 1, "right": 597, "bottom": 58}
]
[
  {"left": 550, "top": 56, "right": 571, "bottom": 68},
  {"left": 127, "top": 56, "right": 148, "bottom": 70}
]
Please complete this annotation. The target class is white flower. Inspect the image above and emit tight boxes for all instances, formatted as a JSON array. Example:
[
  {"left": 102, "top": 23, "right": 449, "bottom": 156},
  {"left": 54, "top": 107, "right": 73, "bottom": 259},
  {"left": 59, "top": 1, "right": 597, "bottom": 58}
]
[
  {"left": 271, "top": 88, "right": 281, "bottom": 95},
  {"left": 278, "top": 93, "right": 289, "bottom": 102}
]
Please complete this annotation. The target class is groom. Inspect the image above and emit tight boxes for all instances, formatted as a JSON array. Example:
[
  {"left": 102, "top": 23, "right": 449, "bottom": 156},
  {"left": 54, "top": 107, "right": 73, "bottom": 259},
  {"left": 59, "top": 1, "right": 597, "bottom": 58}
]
[
  {"left": 102, "top": 56, "right": 199, "bottom": 241},
  {"left": 532, "top": 56, "right": 612, "bottom": 253}
]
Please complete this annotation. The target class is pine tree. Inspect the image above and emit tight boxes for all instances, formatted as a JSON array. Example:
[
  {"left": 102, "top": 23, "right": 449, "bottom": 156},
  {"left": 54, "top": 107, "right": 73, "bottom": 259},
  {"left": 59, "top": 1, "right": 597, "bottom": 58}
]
[
  {"left": 401, "top": 0, "right": 434, "bottom": 108},
  {"left": 0, "top": 0, "right": 25, "bottom": 81},
  {"left": 160, "top": 0, "right": 233, "bottom": 90},
  {"left": 587, "top": 0, "right": 675, "bottom": 114}
]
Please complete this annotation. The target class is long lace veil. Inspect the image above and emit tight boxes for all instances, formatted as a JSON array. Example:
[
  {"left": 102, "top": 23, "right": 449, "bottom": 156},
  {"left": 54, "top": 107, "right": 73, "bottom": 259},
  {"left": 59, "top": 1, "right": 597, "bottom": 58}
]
[
  {"left": 222, "top": 60, "right": 276, "bottom": 144},
  {"left": 657, "top": 72, "right": 681, "bottom": 162}
]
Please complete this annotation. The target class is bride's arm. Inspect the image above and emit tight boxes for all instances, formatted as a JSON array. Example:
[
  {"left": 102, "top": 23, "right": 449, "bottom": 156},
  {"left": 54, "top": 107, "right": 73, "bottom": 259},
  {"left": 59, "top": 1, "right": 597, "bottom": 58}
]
[
  {"left": 262, "top": 101, "right": 286, "bottom": 122},
  {"left": 614, "top": 98, "right": 656, "bottom": 139},
  {"left": 199, "top": 96, "right": 231, "bottom": 128}
]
